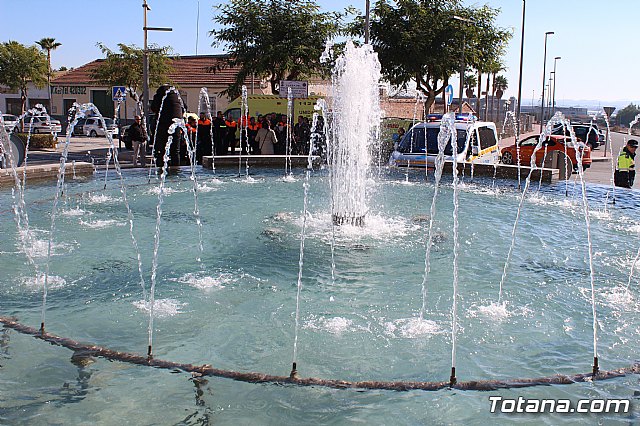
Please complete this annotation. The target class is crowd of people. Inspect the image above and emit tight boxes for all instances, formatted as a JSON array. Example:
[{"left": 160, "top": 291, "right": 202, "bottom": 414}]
[{"left": 127, "top": 85, "right": 329, "bottom": 168}]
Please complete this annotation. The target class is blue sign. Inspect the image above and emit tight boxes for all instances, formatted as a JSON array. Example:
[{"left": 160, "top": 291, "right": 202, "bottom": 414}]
[
  {"left": 112, "top": 86, "right": 127, "bottom": 101},
  {"left": 445, "top": 84, "right": 454, "bottom": 105}
]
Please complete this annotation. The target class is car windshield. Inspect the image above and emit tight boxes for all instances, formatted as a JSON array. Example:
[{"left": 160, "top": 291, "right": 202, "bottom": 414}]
[
  {"left": 2, "top": 115, "right": 17, "bottom": 121},
  {"left": 104, "top": 119, "right": 114, "bottom": 126},
  {"left": 398, "top": 126, "right": 467, "bottom": 155}
]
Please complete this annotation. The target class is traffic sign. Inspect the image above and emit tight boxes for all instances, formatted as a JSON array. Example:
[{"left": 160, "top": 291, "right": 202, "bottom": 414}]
[
  {"left": 112, "top": 86, "right": 127, "bottom": 101},
  {"left": 445, "top": 84, "right": 454, "bottom": 105},
  {"left": 279, "top": 80, "right": 308, "bottom": 98},
  {"left": 603, "top": 106, "right": 616, "bottom": 118}
]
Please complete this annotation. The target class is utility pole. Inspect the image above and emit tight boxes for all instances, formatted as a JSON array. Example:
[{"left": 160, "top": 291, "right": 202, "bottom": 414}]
[
  {"left": 552, "top": 56, "right": 561, "bottom": 116},
  {"left": 454, "top": 15, "right": 473, "bottom": 114},
  {"left": 516, "top": 0, "right": 526, "bottom": 134},
  {"left": 540, "top": 31, "right": 554, "bottom": 132},
  {"left": 142, "top": 0, "right": 172, "bottom": 130},
  {"left": 365, "top": 0, "right": 370, "bottom": 44}
]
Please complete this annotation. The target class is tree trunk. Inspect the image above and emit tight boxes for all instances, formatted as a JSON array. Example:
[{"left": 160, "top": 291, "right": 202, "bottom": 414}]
[
  {"left": 477, "top": 70, "right": 482, "bottom": 116},
  {"left": 484, "top": 73, "right": 490, "bottom": 121},
  {"left": 490, "top": 73, "right": 497, "bottom": 121}
]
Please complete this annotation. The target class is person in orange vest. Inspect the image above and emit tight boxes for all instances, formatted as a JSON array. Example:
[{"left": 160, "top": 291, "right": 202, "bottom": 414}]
[
  {"left": 196, "top": 112, "right": 212, "bottom": 163},
  {"left": 224, "top": 114, "right": 237, "bottom": 155},
  {"left": 185, "top": 115, "right": 197, "bottom": 164}
]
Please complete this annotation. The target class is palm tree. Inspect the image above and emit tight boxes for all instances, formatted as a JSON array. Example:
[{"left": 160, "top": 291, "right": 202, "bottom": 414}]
[
  {"left": 36, "top": 37, "right": 61, "bottom": 105},
  {"left": 494, "top": 75, "right": 508, "bottom": 99}
]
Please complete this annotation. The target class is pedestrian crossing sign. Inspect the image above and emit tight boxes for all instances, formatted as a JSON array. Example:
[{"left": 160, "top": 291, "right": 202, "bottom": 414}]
[{"left": 112, "top": 86, "right": 127, "bottom": 101}]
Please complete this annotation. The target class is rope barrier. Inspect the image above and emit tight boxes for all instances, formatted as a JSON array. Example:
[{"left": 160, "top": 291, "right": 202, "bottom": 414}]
[{"left": 2, "top": 316, "right": 638, "bottom": 392}]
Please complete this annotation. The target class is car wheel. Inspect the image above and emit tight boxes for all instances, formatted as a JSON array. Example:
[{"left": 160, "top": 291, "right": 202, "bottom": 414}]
[
  {"left": 501, "top": 151, "right": 513, "bottom": 165},
  {"left": 90, "top": 130, "right": 98, "bottom": 137}
]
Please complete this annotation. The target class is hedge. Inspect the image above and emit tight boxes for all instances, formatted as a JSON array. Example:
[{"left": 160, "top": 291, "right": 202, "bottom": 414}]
[{"left": 13, "top": 133, "right": 56, "bottom": 150}]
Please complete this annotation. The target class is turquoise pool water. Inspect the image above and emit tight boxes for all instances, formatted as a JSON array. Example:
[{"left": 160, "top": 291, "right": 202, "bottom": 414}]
[{"left": 1, "top": 167, "right": 639, "bottom": 424}]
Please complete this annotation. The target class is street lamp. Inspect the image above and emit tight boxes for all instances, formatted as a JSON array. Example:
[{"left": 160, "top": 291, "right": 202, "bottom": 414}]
[
  {"left": 540, "top": 31, "right": 554, "bottom": 132},
  {"left": 142, "top": 0, "right": 172, "bottom": 129},
  {"left": 454, "top": 15, "right": 473, "bottom": 113},
  {"left": 552, "top": 56, "right": 561, "bottom": 116}
]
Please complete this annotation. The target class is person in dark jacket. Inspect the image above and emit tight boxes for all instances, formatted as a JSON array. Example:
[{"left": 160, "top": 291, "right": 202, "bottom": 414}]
[
  {"left": 614, "top": 139, "right": 638, "bottom": 188},
  {"left": 129, "top": 115, "right": 147, "bottom": 167},
  {"left": 212, "top": 111, "right": 226, "bottom": 155},
  {"left": 150, "top": 84, "right": 184, "bottom": 168}
]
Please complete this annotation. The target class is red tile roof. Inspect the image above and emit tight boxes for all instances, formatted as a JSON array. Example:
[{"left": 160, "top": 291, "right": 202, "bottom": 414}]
[{"left": 51, "top": 55, "right": 248, "bottom": 87}]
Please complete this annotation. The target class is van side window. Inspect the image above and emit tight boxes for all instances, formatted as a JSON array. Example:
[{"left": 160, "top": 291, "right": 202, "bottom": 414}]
[
  {"left": 398, "top": 128, "right": 426, "bottom": 153},
  {"left": 477, "top": 126, "right": 497, "bottom": 150}
]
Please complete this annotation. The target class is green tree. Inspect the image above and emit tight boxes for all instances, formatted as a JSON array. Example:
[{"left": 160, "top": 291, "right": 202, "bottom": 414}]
[
  {"left": 36, "top": 37, "right": 62, "bottom": 101},
  {"left": 617, "top": 103, "right": 640, "bottom": 127},
  {"left": 494, "top": 75, "right": 508, "bottom": 98},
  {"left": 210, "top": 0, "right": 345, "bottom": 96},
  {"left": 90, "top": 43, "right": 173, "bottom": 95},
  {"left": 0, "top": 41, "right": 48, "bottom": 115},
  {"left": 364, "top": 0, "right": 509, "bottom": 112}
]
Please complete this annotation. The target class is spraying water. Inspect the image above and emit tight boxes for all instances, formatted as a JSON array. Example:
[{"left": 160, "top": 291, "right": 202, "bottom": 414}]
[
  {"left": 500, "top": 111, "right": 521, "bottom": 190},
  {"left": 328, "top": 41, "right": 382, "bottom": 226},
  {"left": 419, "top": 113, "right": 454, "bottom": 320},
  {"left": 291, "top": 105, "right": 323, "bottom": 376},
  {"left": 198, "top": 87, "right": 216, "bottom": 173}
]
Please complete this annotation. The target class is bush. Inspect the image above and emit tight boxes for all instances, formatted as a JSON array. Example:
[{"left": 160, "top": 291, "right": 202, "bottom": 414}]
[{"left": 13, "top": 133, "right": 56, "bottom": 150}]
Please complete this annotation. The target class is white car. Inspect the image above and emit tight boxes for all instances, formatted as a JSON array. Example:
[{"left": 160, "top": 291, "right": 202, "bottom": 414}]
[
  {"left": 2, "top": 114, "right": 19, "bottom": 132},
  {"left": 83, "top": 117, "right": 119, "bottom": 137},
  {"left": 18, "top": 116, "right": 62, "bottom": 134},
  {"left": 389, "top": 114, "right": 500, "bottom": 167}
]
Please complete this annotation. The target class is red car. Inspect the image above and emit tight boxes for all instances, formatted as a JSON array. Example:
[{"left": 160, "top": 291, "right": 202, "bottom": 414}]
[{"left": 500, "top": 134, "right": 591, "bottom": 172}]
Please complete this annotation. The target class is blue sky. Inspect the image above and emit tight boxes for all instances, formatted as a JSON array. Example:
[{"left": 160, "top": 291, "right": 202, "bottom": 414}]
[{"left": 1, "top": 0, "right": 637, "bottom": 107}]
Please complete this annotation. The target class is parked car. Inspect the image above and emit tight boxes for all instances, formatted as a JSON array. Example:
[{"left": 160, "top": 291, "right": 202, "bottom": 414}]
[
  {"left": 83, "top": 117, "right": 119, "bottom": 137},
  {"left": 1, "top": 114, "right": 18, "bottom": 132},
  {"left": 500, "top": 134, "right": 591, "bottom": 172},
  {"left": 389, "top": 115, "right": 500, "bottom": 167},
  {"left": 72, "top": 118, "right": 87, "bottom": 136},
  {"left": 16, "top": 116, "right": 62, "bottom": 134},
  {"left": 551, "top": 124, "right": 600, "bottom": 150}
]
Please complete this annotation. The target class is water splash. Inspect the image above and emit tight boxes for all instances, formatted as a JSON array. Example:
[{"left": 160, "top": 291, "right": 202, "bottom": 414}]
[
  {"left": 328, "top": 41, "right": 382, "bottom": 226},
  {"left": 291, "top": 105, "right": 321, "bottom": 372},
  {"left": 198, "top": 87, "right": 216, "bottom": 172}
]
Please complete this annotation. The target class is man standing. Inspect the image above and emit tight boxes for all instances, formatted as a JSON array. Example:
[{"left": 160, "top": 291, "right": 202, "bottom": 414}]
[
  {"left": 615, "top": 139, "right": 638, "bottom": 188},
  {"left": 129, "top": 115, "right": 147, "bottom": 167}
]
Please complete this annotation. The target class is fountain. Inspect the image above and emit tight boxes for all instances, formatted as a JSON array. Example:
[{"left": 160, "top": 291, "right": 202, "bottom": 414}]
[
  {"left": 2, "top": 45, "right": 640, "bottom": 423},
  {"left": 327, "top": 41, "right": 382, "bottom": 226}
]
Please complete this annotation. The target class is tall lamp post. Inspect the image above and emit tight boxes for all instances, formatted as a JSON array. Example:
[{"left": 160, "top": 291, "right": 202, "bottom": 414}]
[
  {"left": 551, "top": 56, "right": 561, "bottom": 116},
  {"left": 142, "top": 0, "right": 172, "bottom": 129},
  {"left": 454, "top": 15, "right": 473, "bottom": 113},
  {"left": 539, "top": 31, "right": 554, "bottom": 132}
]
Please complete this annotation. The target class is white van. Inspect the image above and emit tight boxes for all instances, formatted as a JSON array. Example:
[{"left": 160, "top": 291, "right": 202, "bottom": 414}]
[{"left": 388, "top": 115, "right": 500, "bottom": 168}]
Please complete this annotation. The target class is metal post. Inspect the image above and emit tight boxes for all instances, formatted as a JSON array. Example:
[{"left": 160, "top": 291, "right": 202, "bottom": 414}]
[
  {"left": 141, "top": 1, "right": 171, "bottom": 135},
  {"left": 365, "top": 0, "right": 370, "bottom": 44},
  {"left": 516, "top": 0, "right": 526, "bottom": 134},
  {"left": 552, "top": 56, "right": 561, "bottom": 116},
  {"left": 540, "top": 31, "right": 554, "bottom": 132},
  {"left": 458, "top": 33, "right": 465, "bottom": 113},
  {"left": 453, "top": 16, "right": 472, "bottom": 113},
  {"left": 142, "top": 1, "right": 150, "bottom": 132}
]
